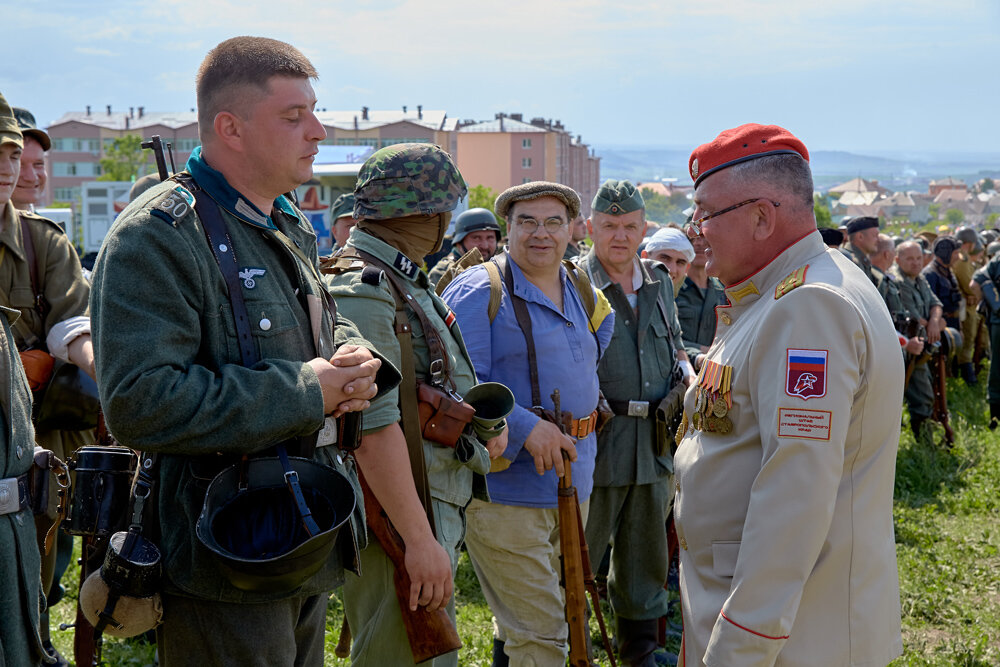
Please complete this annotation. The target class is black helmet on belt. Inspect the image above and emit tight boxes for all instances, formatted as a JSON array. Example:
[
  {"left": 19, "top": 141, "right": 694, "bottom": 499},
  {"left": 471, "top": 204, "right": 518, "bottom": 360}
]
[
  {"left": 453, "top": 208, "right": 501, "bottom": 245},
  {"left": 196, "top": 456, "right": 356, "bottom": 593}
]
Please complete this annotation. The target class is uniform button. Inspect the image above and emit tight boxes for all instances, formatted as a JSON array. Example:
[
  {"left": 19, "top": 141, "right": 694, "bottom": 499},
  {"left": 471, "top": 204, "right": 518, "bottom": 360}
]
[
  {"left": 720, "top": 312, "right": 732, "bottom": 325},
  {"left": 259, "top": 318, "right": 272, "bottom": 331},
  {"left": 639, "top": 350, "right": 644, "bottom": 355},
  {"left": 644, "top": 382, "right": 650, "bottom": 387},
  {"left": 15, "top": 513, "right": 24, "bottom": 526},
  {"left": 679, "top": 537, "right": 688, "bottom": 550},
  {"left": 16, "top": 445, "right": 23, "bottom": 459},
  {"left": 566, "top": 321, "right": 573, "bottom": 327}
]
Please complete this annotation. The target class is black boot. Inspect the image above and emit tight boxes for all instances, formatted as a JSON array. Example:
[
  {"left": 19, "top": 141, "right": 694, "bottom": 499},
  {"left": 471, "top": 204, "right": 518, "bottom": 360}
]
[
  {"left": 492, "top": 638, "right": 509, "bottom": 667},
  {"left": 990, "top": 404, "right": 1000, "bottom": 430},
  {"left": 618, "top": 617, "right": 676, "bottom": 667},
  {"left": 911, "top": 416, "right": 927, "bottom": 439},
  {"left": 961, "top": 362, "right": 978, "bottom": 386}
]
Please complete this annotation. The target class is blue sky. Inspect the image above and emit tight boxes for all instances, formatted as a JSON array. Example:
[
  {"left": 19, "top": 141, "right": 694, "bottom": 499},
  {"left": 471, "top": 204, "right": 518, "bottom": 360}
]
[{"left": 4, "top": 0, "right": 998, "bottom": 154}]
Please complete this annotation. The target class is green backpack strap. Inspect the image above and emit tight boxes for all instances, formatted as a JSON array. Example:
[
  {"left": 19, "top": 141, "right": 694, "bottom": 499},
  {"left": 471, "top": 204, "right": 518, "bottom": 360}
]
[
  {"left": 562, "top": 259, "right": 595, "bottom": 321},
  {"left": 484, "top": 260, "right": 504, "bottom": 323}
]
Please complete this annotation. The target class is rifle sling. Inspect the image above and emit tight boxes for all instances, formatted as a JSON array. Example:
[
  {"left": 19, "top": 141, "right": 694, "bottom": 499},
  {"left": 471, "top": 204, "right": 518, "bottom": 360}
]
[{"left": 353, "top": 249, "right": 439, "bottom": 536}]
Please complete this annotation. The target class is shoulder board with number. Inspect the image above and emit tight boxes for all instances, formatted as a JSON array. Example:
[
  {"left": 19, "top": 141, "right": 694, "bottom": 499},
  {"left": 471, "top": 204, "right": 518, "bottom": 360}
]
[
  {"left": 149, "top": 185, "right": 196, "bottom": 226},
  {"left": 775, "top": 266, "right": 808, "bottom": 300}
]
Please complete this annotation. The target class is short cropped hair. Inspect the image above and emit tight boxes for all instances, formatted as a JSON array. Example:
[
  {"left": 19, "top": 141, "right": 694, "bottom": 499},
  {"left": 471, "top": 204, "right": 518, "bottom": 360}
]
[
  {"left": 726, "top": 153, "right": 814, "bottom": 210},
  {"left": 196, "top": 36, "right": 318, "bottom": 143}
]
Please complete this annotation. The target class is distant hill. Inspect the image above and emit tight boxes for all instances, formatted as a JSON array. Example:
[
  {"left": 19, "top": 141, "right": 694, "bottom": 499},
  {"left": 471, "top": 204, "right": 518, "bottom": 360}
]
[{"left": 596, "top": 146, "right": 1000, "bottom": 192}]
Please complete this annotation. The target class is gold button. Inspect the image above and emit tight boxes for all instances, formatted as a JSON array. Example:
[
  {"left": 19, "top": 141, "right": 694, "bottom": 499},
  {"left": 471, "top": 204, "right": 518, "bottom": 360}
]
[
  {"left": 679, "top": 537, "right": 688, "bottom": 550},
  {"left": 720, "top": 312, "right": 732, "bottom": 325}
]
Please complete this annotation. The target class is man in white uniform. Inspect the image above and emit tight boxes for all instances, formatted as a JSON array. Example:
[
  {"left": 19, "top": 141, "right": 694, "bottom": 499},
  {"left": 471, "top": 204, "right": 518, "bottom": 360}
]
[{"left": 673, "top": 123, "right": 904, "bottom": 667}]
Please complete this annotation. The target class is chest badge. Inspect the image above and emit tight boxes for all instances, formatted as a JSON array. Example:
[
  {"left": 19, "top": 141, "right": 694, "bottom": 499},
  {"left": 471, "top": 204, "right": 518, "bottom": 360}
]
[
  {"left": 239, "top": 267, "right": 267, "bottom": 289},
  {"left": 786, "top": 348, "right": 827, "bottom": 400}
]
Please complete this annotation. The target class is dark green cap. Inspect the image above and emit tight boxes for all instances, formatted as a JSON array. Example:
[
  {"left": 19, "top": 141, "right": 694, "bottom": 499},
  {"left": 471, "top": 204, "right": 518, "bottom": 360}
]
[
  {"left": 330, "top": 192, "right": 355, "bottom": 221},
  {"left": 0, "top": 91, "right": 23, "bottom": 149},
  {"left": 13, "top": 107, "right": 50, "bottom": 151},
  {"left": 592, "top": 179, "right": 644, "bottom": 215}
]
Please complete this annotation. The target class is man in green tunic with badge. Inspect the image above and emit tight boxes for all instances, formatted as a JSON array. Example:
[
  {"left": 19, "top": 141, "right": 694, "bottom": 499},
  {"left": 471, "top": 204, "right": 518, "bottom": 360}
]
[
  {"left": 323, "top": 143, "right": 506, "bottom": 667},
  {"left": 89, "top": 38, "right": 423, "bottom": 666},
  {"left": 577, "top": 179, "right": 694, "bottom": 666}
]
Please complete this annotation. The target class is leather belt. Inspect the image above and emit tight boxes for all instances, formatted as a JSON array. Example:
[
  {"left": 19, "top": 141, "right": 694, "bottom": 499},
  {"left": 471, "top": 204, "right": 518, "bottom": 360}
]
[
  {"left": 0, "top": 473, "right": 30, "bottom": 516},
  {"left": 566, "top": 410, "right": 599, "bottom": 439},
  {"left": 606, "top": 399, "right": 652, "bottom": 419}
]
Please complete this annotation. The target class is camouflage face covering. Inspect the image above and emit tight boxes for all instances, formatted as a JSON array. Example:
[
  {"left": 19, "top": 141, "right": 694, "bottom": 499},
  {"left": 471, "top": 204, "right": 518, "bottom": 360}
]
[
  {"left": 592, "top": 178, "right": 644, "bottom": 216},
  {"left": 354, "top": 143, "right": 467, "bottom": 220}
]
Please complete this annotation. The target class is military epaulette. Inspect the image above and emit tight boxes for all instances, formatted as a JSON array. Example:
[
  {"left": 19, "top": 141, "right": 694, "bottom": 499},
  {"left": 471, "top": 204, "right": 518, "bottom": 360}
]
[
  {"left": 775, "top": 266, "right": 809, "bottom": 300},
  {"left": 148, "top": 184, "right": 196, "bottom": 226},
  {"left": 18, "top": 210, "right": 66, "bottom": 234}
]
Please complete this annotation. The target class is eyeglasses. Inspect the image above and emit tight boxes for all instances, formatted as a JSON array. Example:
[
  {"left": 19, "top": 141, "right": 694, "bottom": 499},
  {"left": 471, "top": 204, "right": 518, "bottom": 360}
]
[
  {"left": 516, "top": 217, "right": 568, "bottom": 235},
  {"left": 687, "top": 198, "right": 780, "bottom": 237}
]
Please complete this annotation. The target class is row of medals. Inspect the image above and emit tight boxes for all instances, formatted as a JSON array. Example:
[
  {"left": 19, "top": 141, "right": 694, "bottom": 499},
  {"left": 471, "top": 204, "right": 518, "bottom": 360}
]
[{"left": 676, "top": 359, "right": 734, "bottom": 446}]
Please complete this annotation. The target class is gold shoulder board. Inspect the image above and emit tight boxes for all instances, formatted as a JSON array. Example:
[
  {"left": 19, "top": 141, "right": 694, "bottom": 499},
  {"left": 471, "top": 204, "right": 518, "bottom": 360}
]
[{"left": 775, "top": 266, "right": 808, "bottom": 300}]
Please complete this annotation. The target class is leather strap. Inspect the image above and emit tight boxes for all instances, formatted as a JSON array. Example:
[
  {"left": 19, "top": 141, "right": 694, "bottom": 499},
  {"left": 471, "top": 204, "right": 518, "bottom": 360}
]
[
  {"left": 18, "top": 216, "right": 49, "bottom": 320},
  {"left": 497, "top": 254, "right": 543, "bottom": 409},
  {"left": 351, "top": 250, "right": 438, "bottom": 536}
]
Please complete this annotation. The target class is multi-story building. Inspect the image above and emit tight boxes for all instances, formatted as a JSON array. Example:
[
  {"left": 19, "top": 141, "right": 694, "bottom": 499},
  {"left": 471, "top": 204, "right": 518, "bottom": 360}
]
[{"left": 43, "top": 106, "right": 600, "bottom": 216}]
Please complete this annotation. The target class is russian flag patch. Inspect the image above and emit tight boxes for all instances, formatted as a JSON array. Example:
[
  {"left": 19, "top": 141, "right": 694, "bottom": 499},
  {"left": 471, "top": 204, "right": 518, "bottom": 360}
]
[{"left": 786, "top": 349, "right": 827, "bottom": 400}]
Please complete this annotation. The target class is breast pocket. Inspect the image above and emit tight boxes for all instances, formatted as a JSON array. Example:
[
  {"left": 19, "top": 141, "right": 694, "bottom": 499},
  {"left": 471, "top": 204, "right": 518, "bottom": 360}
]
[
  {"left": 220, "top": 298, "right": 301, "bottom": 361},
  {"left": 650, "top": 318, "right": 676, "bottom": 379}
]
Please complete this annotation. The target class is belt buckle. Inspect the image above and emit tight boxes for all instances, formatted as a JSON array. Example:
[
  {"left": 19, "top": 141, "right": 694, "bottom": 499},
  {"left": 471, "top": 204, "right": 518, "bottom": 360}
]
[
  {"left": 575, "top": 415, "right": 591, "bottom": 437},
  {"left": 627, "top": 400, "right": 650, "bottom": 419},
  {"left": 0, "top": 477, "right": 19, "bottom": 516}
]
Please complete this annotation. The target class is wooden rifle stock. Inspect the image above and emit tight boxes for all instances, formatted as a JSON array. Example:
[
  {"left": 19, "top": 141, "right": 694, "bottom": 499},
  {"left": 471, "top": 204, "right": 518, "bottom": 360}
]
[
  {"left": 553, "top": 390, "right": 617, "bottom": 667},
  {"left": 932, "top": 352, "right": 955, "bottom": 445},
  {"left": 73, "top": 536, "right": 101, "bottom": 667},
  {"left": 357, "top": 472, "right": 461, "bottom": 663}
]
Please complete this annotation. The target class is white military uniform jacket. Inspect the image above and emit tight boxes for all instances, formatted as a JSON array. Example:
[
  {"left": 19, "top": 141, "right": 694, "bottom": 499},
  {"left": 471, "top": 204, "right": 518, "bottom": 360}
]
[{"left": 673, "top": 231, "right": 904, "bottom": 667}]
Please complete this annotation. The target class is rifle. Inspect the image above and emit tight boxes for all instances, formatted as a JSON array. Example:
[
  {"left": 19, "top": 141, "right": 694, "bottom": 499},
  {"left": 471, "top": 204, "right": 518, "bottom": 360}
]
[
  {"left": 931, "top": 350, "right": 955, "bottom": 446},
  {"left": 552, "top": 389, "right": 616, "bottom": 667},
  {"left": 356, "top": 470, "right": 462, "bottom": 663},
  {"left": 140, "top": 135, "right": 175, "bottom": 180}
]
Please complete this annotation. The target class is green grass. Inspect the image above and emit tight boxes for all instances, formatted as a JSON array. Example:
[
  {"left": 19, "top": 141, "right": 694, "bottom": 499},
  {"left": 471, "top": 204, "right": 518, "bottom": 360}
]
[{"left": 50, "top": 374, "right": 1000, "bottom": 665}]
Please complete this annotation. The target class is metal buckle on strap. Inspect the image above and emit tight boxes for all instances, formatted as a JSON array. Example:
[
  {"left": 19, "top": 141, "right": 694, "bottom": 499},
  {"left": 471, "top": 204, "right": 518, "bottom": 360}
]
[
  {"left": 0, "top": 477, "right": 21, "bottom": 516},
  {"left": 575, "top": 415, "right": 592, "bottom": 437},
  {"left": 627, "top": 400, "right": 650, "bottom": 419},
  {"left": 429, "top": 359, "right": 445, "bottom": 386}
]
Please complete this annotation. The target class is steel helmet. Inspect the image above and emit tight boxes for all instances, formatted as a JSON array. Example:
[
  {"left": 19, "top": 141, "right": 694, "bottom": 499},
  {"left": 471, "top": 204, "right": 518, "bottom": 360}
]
[{"left": 453, "top": 208, "right": 501, "bottom": 244}]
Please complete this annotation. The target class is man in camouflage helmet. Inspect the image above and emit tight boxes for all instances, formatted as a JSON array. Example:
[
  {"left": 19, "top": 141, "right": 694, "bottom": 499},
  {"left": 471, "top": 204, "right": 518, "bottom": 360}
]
[
  {"left": 323, "top": 143, "right": 506, "bottom": 667},
  {"left": 90, "top": 38, "right": 395, "bottom": 665},
  {"left": 578, "top": 179, "right": 694, "bottom": 666},
  {"left": 5, "top": 103, "right": 95, "bottom": 665},
  {"left": 0, "top": 90, "right": 50, "bottom": 667},
  {"left": 329, "top": 191, "right": 356, "bottom": 250},
  {"left": 427, "top": 207, "right": 501, "bottom": 286}
]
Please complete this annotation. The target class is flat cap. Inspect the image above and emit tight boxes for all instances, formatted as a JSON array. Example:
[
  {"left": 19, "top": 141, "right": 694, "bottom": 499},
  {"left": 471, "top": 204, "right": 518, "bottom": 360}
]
[
  {"left": 845, "top": 216, "right": 879, "bottom": 234},
  {"left": 329, "top": 192, "right": 355, "bottom": 221},
  {"left": 495, "top": 181, "right": 581, "bottom": 220},
  {"left": 689, "top": 123, "right": 808, "bottom": 188},
  {"left": 592, "top": 179, "right": 644, "bottom": 215},
  {"left": 0, "top": 91, "right": 23, "bottom": 149},
  {"left": 13, "top": 107, "right": 51, "bottom": 151}
]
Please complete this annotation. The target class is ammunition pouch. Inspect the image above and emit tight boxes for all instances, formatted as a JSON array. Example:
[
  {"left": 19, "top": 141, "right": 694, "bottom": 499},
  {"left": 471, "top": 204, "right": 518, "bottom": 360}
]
[
  {"left": 532, "top": 406, "right": 600, "bottom": 439},
  {"left": 417, "top": 381, "right": 476, "bottom": 448},
  {"left": 655, "top": 383, "right": 688, "bottom": 458}
]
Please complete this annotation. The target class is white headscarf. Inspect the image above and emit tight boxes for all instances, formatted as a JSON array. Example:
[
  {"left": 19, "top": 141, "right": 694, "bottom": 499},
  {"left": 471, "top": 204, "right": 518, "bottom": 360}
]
[{"left": 644, "top": 227, "right": 695, "bottom": 263}]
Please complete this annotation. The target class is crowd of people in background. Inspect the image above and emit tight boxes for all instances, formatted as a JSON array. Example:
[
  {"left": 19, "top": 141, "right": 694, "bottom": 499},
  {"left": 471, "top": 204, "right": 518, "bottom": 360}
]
[{"left": 4, "top": 34, "right": 1000, "bottom": 667}]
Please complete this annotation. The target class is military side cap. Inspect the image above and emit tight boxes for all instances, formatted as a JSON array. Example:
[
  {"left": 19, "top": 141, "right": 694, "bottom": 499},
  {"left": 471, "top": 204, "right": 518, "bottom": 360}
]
[
  {"left": 354, "top": 143, "right": 467, "bottom": 220},
  {"left": 13, "top": 107, "right": 50, "bottom": 151},
  {"left": 330, "top": 192, "right": 355, "bottom": 221},
  {"left": 845, "top": 216, "right": 879, "bottom": 234},
  {"left": 689, "top": 123, "right": 809, "bottom": 187},
  {"left": 0, "top": 91, "right": 23, "bottom": 149},
  {"left": 592, "top": 179, "right": 644, "bottom": 215},
  {"left": 495, "top": 181, "right": 581, "bottom": 220}
]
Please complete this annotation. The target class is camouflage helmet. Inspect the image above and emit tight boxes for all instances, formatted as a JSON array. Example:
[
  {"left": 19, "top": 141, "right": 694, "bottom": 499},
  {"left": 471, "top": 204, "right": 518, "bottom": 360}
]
[{"left": 354, "top": 143, "right": 467, "bottom": 220}]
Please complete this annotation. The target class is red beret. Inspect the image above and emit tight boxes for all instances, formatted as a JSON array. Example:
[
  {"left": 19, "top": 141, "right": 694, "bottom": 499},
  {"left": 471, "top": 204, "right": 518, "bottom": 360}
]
[{"left": 689, "top": 123, "right": 809, "bottom": 187}]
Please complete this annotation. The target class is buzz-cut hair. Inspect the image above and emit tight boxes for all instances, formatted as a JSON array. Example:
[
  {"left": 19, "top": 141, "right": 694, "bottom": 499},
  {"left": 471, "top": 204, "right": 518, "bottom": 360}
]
[
  {"left": 196, "top": 36, "right": 318, "bottom": 143},
  {"left": 727, "top": 153, "right": 814, "bottom": 210}
]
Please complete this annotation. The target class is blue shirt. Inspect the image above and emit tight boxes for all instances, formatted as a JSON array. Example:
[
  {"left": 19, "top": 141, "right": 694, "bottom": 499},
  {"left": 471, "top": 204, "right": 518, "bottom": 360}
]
[{"left": 441, "top": 252, "right": 614, "bottom": 507}]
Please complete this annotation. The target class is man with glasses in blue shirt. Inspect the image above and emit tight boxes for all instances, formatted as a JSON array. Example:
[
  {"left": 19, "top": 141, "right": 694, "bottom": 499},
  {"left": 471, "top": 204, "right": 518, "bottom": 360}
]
[{"left": 441, "top": 182, "right": 614, "bottom": 667}]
